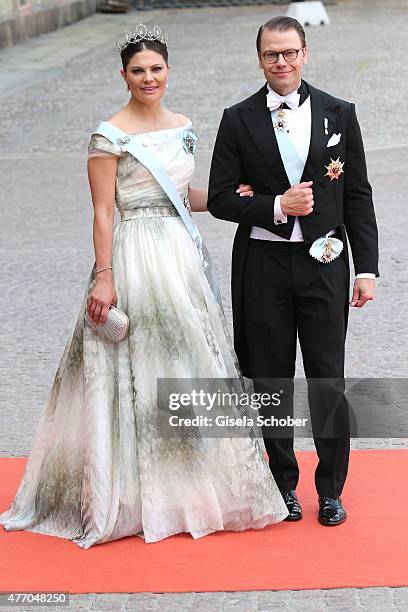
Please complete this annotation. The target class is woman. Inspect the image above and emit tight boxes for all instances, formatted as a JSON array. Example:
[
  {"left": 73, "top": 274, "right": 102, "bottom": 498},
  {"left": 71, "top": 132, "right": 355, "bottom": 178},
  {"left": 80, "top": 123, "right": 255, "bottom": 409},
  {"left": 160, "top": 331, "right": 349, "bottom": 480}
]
[{"left": 0, "top": 24, "right": 288, "bottom": 549}]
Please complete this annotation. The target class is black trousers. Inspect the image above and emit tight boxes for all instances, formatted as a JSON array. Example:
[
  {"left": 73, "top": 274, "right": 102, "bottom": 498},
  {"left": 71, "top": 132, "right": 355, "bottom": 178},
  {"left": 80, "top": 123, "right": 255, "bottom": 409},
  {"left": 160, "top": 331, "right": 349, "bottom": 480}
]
[{"left": 242, "top": 237, "right": 350, "bottom": 497}]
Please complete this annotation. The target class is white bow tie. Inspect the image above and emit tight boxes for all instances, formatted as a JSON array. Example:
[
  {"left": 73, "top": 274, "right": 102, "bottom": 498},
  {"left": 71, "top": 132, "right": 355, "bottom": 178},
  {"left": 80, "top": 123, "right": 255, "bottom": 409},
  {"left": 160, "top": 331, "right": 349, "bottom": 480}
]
[{"left": 266, "top": 89, "right": 300, "bottom": 111}]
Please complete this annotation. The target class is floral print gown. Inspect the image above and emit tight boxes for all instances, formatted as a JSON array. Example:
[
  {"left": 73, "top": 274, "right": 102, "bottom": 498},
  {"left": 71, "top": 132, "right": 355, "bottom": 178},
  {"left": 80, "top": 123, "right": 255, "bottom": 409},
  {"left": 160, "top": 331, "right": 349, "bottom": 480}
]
[{"left": 0, "top": 121, "right": 288, "bottom": 548}]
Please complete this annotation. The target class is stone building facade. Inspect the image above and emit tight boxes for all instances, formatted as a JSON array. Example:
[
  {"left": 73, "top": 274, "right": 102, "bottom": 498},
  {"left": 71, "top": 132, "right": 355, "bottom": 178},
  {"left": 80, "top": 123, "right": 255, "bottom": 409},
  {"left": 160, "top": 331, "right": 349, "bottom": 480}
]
[{"left": 0, "top": 0, "right": 96, "bottom": 48}]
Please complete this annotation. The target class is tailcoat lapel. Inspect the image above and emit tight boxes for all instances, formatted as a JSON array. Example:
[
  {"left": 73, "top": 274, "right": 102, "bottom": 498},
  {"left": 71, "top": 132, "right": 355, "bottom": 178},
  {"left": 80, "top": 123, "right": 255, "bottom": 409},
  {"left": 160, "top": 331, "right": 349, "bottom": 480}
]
[
  {"left": 238, "top": 84, "right": 291, "bottom": 192},
  {"left": 301, "top": 82, "right": 340, "bottom": 182},
  {"left": 238, "top": 81, "right": 341, "bottom": 190}
]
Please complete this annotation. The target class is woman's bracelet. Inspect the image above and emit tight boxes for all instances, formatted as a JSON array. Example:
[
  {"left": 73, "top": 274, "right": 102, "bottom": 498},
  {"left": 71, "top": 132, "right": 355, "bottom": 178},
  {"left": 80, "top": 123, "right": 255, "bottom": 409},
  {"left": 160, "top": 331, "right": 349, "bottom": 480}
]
[{"left": 95, "top": 265, "right": 113, "bottom": 274}]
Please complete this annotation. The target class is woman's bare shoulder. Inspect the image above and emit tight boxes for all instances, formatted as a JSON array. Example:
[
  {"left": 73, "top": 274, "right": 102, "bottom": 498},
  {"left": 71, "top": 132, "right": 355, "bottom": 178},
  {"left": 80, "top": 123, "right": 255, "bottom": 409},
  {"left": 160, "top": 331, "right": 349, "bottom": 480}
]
[
  {"left": 167, "top": 111, "right": 191, "bottom": 127},
  {"left": 177, "top": 113, "right": 191, "bottom": 126},
  {"left": 106, "top": 109, "right": 130, "bottom": 130}
]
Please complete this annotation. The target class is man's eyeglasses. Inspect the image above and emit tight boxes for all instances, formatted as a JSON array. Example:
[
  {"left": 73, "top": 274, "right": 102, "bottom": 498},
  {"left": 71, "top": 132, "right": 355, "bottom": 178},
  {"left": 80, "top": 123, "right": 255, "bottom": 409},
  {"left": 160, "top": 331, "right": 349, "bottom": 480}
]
[{"left": 259, "top": 49, "right": 305, "bottom": 64}]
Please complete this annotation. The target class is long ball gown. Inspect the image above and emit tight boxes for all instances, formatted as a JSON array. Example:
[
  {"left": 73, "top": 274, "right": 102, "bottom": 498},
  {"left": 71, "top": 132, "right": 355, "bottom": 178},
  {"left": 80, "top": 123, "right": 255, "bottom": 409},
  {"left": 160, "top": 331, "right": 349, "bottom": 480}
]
[{"left": 0, "top": 120, "right": 288, "bottom": 548}]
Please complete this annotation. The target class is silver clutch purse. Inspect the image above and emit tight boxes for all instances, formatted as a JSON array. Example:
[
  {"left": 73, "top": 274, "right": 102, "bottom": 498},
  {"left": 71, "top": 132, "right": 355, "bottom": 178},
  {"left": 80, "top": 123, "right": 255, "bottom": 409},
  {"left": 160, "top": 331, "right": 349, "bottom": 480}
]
[{"left": 86, "top": 305, "right": 129, "bottom": 343}]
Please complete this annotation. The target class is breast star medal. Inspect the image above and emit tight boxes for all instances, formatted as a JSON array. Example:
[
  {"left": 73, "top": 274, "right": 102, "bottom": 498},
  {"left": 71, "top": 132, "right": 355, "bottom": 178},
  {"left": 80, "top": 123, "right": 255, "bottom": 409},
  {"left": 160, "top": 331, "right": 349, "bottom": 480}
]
[
  {"left": 325, "top": 157, "right": 344, "bottom": 181},
  {"left": 273, "top": 109, "right": 289, "bottom": 133}
]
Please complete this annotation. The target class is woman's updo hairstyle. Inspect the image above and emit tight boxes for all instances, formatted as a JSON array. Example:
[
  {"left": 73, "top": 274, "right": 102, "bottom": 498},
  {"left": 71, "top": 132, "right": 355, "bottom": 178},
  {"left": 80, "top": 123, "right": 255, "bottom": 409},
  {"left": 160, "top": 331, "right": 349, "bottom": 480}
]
[{"left": 121, "top": 40, "right": 169, "bottom": 71}]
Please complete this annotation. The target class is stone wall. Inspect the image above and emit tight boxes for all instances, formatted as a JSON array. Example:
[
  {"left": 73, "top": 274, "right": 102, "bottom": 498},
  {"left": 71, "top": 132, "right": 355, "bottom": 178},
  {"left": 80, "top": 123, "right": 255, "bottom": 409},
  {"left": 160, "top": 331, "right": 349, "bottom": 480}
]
[
  {"left": 132, "top": 0, "right": 334, "bottom": 8},
  {"left": 133, "top": 0, "right": 287, "bottom": 7},
  {"left": 0, "top": 0, "right": 96, "bottom": 49}
]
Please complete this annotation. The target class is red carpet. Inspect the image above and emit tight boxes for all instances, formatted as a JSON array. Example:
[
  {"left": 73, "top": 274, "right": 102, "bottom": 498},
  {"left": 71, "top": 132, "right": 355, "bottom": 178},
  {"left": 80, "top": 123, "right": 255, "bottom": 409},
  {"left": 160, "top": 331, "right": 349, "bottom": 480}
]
[{"left": 1, "top": 450, "right": 407, "bottom": 593}]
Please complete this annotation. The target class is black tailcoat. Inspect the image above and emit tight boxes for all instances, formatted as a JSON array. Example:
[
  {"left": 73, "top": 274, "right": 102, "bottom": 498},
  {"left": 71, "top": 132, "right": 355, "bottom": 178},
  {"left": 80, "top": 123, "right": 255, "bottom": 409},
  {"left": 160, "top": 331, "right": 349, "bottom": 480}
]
[{"left": 208, "top": 81, "right": 379, "bottom": 378}]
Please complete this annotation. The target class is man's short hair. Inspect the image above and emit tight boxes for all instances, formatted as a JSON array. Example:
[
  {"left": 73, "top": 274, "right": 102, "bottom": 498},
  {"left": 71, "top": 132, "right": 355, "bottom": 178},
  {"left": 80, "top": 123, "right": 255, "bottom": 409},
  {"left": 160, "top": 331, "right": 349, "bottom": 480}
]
[{"left": 256, "top": 16, "right": 307, "bottom": 52}]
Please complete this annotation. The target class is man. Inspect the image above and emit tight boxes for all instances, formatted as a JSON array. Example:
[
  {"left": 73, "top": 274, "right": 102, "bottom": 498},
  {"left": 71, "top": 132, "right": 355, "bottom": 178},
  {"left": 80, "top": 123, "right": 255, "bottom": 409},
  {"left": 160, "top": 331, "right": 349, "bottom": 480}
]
[{"left": 208, "top": 17, "right": 379, "bottom": 526}]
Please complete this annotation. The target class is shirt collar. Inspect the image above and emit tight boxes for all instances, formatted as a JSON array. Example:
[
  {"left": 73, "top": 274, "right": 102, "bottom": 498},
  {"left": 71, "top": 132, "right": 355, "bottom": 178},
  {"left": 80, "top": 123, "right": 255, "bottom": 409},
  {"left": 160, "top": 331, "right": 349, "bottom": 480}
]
[{"left": 266, "top": 80, "right": 309, "bottom": 107}]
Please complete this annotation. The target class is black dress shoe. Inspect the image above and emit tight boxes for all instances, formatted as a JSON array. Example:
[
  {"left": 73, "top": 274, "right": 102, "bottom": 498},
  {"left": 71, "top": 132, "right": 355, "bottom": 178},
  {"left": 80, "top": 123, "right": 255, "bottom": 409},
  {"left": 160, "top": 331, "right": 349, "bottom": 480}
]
[
  {"left": 281, "top": 489, "right": 303, "bottom": 521},
  {"left": 318, "top": 496, "right": 347, "bottom": 526}
]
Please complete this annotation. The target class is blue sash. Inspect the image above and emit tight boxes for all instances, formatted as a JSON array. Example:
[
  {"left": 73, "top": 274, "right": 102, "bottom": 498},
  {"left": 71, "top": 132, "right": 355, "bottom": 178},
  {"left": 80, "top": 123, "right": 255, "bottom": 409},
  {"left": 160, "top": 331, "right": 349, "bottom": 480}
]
[
  {"left": 271, "top": 109, "right": 305, "bottom": 186},
  {"left": 93, "top": 121, "right": 222, "bottom": 303}
]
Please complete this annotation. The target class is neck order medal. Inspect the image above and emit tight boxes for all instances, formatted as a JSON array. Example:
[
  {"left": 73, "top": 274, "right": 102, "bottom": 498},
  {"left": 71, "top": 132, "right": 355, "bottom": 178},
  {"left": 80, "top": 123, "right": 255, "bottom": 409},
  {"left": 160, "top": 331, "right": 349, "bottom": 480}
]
[{"left": 273, "top": 108, "right": 289, "bottom": 133}]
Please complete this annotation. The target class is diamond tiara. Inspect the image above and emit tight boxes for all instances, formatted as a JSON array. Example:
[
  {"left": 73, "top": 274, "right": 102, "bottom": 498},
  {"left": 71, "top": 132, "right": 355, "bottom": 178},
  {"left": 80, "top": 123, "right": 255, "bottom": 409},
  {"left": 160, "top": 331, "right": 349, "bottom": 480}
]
[{"left": 116, "top": 24, "right": 168, "bottom": 54}]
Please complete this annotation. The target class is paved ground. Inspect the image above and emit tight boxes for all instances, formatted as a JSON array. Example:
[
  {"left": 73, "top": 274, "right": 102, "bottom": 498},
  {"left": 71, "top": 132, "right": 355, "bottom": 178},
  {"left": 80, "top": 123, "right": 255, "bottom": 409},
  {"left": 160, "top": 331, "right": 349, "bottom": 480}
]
[{"left": 0, "top": 0, "right": 407, "bottom": 609}]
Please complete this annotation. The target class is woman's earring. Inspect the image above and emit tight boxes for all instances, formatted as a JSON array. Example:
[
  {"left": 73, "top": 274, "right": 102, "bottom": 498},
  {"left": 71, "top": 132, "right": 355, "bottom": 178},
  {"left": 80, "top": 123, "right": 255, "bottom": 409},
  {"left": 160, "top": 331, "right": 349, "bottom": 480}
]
[
  {"left": 126, "top": 82, "right": 130, "bottom": 92},
  {"left": 166, "top": 81, "right": 169, "bottom": 89}
]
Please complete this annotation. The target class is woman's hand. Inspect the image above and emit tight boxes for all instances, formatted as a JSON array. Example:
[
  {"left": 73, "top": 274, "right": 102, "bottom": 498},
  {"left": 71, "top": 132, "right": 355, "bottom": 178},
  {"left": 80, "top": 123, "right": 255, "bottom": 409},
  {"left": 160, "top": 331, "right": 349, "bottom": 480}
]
[
  {"left": 188, "top": 184, "right": 255, "bottom": 212},
  {"left": 87, "top": 272, "right": 117, "bottom": 325},
  {"left": 236, "top": 183, "right": 255, "bottom": 197}
]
